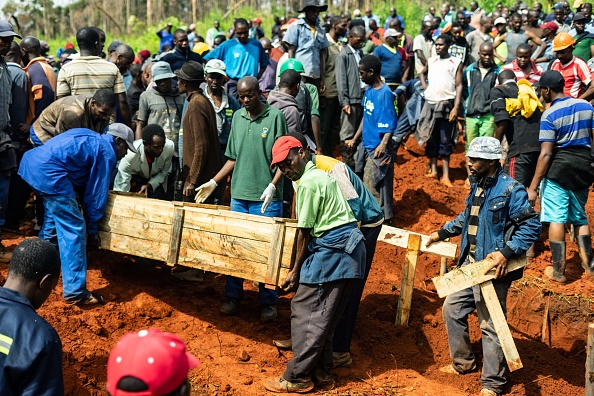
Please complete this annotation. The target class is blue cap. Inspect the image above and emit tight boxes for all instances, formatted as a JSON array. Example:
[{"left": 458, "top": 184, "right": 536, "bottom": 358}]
[{"left": 0, "top": 20, "right": 21, "bottom": 39}]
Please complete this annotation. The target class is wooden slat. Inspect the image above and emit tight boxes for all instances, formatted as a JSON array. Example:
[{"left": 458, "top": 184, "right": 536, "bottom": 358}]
[
  {"left": 395, "top": 234, "right": 422, "bottom": 326},
  {"left": 98, "top": 213, "right": 172, "bottom": 242},
  {"left": 480, "top": 280, "right": 523, "bottom": 372},
  {"left": 99, "top": 231, "right": 169, "bottom": 261},
  {"left": 265, "top": 222, "right": 286, "bottom": 289},
  {"left": 432, "top": 256, "right": 528, "bottom": 298},
  {"left": 167, "top": 207, "right": 185, "bottom": 265},
  {"left": 177, "top": 247, "right": 290, "bottom": 286},
  {"left": 183, "top": 210, "right": 275, "bottom": 243},
  {"left": 182, "top": 228, "right": 270, "bottom": 263},
  {"left": 378, "top": 226, "right": 458, "bottom": 259},
  {"left": 587, "top": 323, "right": 594, "bottom": 396},
  {"left": 104, "top": 199, "right": 175, "bottom": 225}
]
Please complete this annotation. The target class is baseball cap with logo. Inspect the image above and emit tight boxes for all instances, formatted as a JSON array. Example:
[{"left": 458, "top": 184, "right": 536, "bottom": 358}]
[
  {"left": 107, "top": 329, "right": 200, "bottom": 396},
  {"left": 466, "top": 137, "right": 502, "bottom": 160},
  {"left": 204, "top": 59, "right": 227, "bottom": 76},
  {"left": 270, "top": 136, "right": 303, "bottom": 169},
  {"left": 106, "top": 123, "right": 138, "bottom": 153},
  {"left": 0, "top": 20, "right": 22, "bottom": 39},
  {"left": 151, "top": 61, "right": 176, "bottom": 82}
]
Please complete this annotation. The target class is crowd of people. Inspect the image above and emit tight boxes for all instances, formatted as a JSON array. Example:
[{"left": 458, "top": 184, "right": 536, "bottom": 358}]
[{"left": 1, "top": 0, "right": 594, "bottom": 394}]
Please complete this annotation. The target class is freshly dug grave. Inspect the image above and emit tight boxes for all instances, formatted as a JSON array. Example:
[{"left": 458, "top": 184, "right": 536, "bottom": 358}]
[{"left": 0, "top": 138, "right": 590, "bottom": 395}]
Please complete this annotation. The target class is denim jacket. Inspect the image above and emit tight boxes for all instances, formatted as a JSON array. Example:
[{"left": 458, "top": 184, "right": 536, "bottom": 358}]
[{"left": 438, "top": 167, "right": 541, "bottom": 275}]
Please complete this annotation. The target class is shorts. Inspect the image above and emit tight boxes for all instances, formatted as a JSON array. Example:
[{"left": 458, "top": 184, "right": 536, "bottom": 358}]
[{"left": 540, "top": 178, "right": 589, "bottom": 225}]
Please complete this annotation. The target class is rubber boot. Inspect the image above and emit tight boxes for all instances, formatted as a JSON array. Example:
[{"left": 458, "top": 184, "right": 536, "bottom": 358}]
[
  {"left": 577, "top": 235, "right": 594, "bottom": 277},
  {"left": 544, "top": 241, "right": 566, "bottom": 283}
]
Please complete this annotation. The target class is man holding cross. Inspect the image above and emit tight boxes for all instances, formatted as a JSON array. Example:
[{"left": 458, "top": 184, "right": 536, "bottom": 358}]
[{"left": 426, "top": 137, "right": 541, "bottom": 396}]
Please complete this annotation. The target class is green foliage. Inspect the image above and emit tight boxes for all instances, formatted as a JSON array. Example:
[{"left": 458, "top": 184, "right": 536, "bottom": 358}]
[{"left": 37, "top": 0, "right": 521, "bottom": 57}]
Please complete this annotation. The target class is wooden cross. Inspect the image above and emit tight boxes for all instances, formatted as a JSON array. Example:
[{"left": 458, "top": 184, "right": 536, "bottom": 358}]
[
  {"left": 432, "top": 256, "right": 529, "bottom": 372},
  {"left": 377, "top": 226, "right": 458, "bottom": 326}
]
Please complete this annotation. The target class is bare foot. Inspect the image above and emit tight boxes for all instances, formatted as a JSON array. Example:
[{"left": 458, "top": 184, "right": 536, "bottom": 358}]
[
  {"left": 425, "top": 172, "right": 438, "bottom": 179},
  {"left": 441, "top": 178, "right": 454, "bottom": 187}
]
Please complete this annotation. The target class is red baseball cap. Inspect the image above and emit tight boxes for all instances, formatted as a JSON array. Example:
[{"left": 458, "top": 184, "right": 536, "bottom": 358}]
[
  {"left": 540, "top": 21, "right": 559, "bottom": 33},
  {"left": 107, "top": 329, "right": 200, "bottom": 396},
  {"left": 270, "top": 136, "right": 303, "bottom": 169}
]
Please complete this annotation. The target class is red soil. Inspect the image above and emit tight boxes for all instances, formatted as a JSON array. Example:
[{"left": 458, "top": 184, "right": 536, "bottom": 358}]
[{"left": 1, "top": 138, "right": 591, "bottom": 395}]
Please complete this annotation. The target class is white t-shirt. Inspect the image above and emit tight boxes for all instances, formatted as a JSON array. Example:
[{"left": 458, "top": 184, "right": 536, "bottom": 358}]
[{"left": 424, "top": 55, "right": 462, "bottom": 104}]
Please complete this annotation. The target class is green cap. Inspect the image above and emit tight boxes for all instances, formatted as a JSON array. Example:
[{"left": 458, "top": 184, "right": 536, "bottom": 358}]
[{"left": 279, "top": 58, "right": 305, "bottom": 75}]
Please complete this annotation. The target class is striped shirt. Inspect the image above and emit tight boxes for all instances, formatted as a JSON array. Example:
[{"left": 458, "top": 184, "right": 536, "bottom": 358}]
[
  {"left": 550, "top": 56, "right": 593, "bottom": 98},
  {"left": 56, "top": 56, "right": 125, "bottom": 98},
  {"left": 540, "top": 96, "right": 594, "bottom": 149}
]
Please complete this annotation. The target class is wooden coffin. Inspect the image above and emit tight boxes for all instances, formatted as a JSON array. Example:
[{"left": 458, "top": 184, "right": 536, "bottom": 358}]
[{"left": 97, "top": 193, "right": 298, "bottom": 288}]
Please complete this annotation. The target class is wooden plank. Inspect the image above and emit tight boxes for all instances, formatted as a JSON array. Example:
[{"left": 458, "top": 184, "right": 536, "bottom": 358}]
[
  {"left": 265, "top": 222, "right": 286, "bottom": 289},
  {"left": 182, "top": 228, "right": 270, "bottom": 264},
  {"left": 432, "top": 256, "right": 528, "bottom": 298},
  {"left": 99, "top": 231, "right": 169, "bottom": 261},
  {"left": 183, "top": 210, "right": 276, "bottom": 243},
  {"left": 480, "top": 280, "right": 523, "bottom": 372},
  {"left": 395, "top": 234, "right": 422, "bottom": 326},
  {"left": 104, "top": 198, "right": 175, "bottom": 225},
  {"left": 587, "top": 323, "right": 594, "bottom": 396},
  {"left": 98, "top": 213, "right": 172, "bottom": 242},
  {"left": 378, "top": 225, "right": 457, "bottom": 259},
  {"left": 167, "top": 207, "right": 185, "bottom": 265},
  {"left": 541, "top": 295, "right": 551, "bottom": 347},
  {"left": 177, "top": 247, "right": 290, "bottom": 286}
]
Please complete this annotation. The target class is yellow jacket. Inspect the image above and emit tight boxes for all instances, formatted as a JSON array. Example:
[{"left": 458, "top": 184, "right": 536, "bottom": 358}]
[{"left": 505, "top": 79, "right": 544, "bottom": 118}]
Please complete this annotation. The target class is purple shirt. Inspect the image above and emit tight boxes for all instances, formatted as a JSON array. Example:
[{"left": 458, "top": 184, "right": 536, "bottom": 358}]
[{"left": 259, "top": 58, "right": 278, "bottom": 94}]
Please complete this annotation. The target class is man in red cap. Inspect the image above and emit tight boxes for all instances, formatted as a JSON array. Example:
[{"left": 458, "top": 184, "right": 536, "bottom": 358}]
[
  {"left": 264, "top": 136, "right": 365, "bottom": 393},
  {"left": 107, "top": 328, "right": 200, "bottom": 396}
]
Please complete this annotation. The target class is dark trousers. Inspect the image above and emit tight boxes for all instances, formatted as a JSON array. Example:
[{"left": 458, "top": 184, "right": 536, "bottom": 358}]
[
  {"left": 284, "top": 279, "right": 354, "bottom": 383},
  {"left": 332, "top": 224, "right": 382, "bottom": 352},
  {"left": 319, "top": 96, "right": 341, "bottom": 156},
  {"left": 426, "top": 118, "right": 454, "bottom": 158},
  {"left": 505, "top": 152, "right": 539, "bottom": 187},
  {"left": 130, "top": 175, "right": 167, "bottom": 200}
]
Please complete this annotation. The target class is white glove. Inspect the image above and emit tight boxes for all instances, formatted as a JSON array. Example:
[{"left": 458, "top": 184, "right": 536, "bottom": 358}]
[
  {"left": 194, "top": 179, "right": 217, "bottom": 203},
  {"left": 260, "top": 183, "right": 276, "bottom": 213}
]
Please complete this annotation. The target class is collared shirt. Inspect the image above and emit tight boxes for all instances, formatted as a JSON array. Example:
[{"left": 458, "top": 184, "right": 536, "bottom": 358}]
[
  {"left": 56, "top": 55, "right": 125, "bottom": 97},
  {"left": 18, "top": 128, "right": 117, "bottom": 234},
  {"left": 321, "top": 33, "right": 343, "bottom": 98},
  {"left": 201, "top": 84, "right": 241, "bottom": 145},
  {"left": 540, "top": 96, "right": 594, "bottom": 149},
  {"left": 296, "top": 161, "right": 357, "bottom": 237},
  {"left": 550, "top": 56, "right": 593, "bottom": 98},
  {"left": 225, "top": 103, "right": 287, "bottom": 201},
  {"left": 283, "top": 18, "right": 331, "bottom": 78},
  {"left": 32, "top": 95, "right": 109, "bottom": 143},
  {"left": 204, "top": 38, "right": 269, "bottom": 80},
  {"left": 114, "top": 138, "right": 175, "bottom": 193},
  {"left": 502, "top": 60, "right": 543, "bottom": 84},
  {"left": 0, "top": 287, "right": 63, "bottom": 396}
]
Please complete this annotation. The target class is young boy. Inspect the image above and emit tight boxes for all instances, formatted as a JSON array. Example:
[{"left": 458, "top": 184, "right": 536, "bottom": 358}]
[{"left": 346, "top": 55, "right": 396, "bottom": 223}]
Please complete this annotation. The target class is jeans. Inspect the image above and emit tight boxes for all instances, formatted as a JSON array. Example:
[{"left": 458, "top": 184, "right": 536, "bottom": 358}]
[
  {"left": 442, "top": 278, "right": 512, "bottom": 393},
  {"left": 224, "top": 198, "right": 282, "bottom": 305},
  {"left": 39, "top": 193, "right": 90, "bottom": 302},
  {"left": 0, "top": 174, "right": 9, "bottom": 227},
  {"left": 333, "top": 224, "right": 382, "bottom": 352}
]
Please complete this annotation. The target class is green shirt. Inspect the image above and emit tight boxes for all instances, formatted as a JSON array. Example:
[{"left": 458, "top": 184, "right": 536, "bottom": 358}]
[
  {"left": 573, "top": 35, "right": 594, "bottom": 61},
  {"left": 225, "top": 103, "right": 287, "bottom": 201},
  {"left": 296, "top": 161, "right": 356, "bottom": 237}
]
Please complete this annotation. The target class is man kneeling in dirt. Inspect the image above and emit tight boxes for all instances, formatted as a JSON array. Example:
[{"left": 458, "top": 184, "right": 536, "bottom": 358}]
[
  {"left": 426, "top": 137, "right": 541, "bottom": 396},
  {"left": 264, "top": 136, "right": 366, "bottom": 393}
]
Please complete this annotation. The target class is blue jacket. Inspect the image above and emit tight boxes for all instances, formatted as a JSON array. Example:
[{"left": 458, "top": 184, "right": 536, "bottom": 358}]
[
  {"left": 18, "top": 128, "right": 117, "bottom": 234},
  {"left": 0, "top": 287, "right": 64, "bottom": 396},
  {"left": 438, "top": 167, "right": 541, "bottom": 277}
]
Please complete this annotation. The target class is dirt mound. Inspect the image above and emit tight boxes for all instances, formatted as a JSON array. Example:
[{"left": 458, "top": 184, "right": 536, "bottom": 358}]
[{"left": 1, "top": 138, "right": 591, "bottom": 395}]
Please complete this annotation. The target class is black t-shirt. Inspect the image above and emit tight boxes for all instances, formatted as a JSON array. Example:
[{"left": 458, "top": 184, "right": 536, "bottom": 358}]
[{"left": 490, "top": 82, "right": 542, "bottom": 158}]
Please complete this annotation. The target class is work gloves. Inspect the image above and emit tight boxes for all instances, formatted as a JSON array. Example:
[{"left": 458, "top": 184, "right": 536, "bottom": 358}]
[
  {"left": 194, "top": 179, "right": 217, "bottom": 203},
  {"left": 260, "top": 183, "right": 276, "bottom": 213}
]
